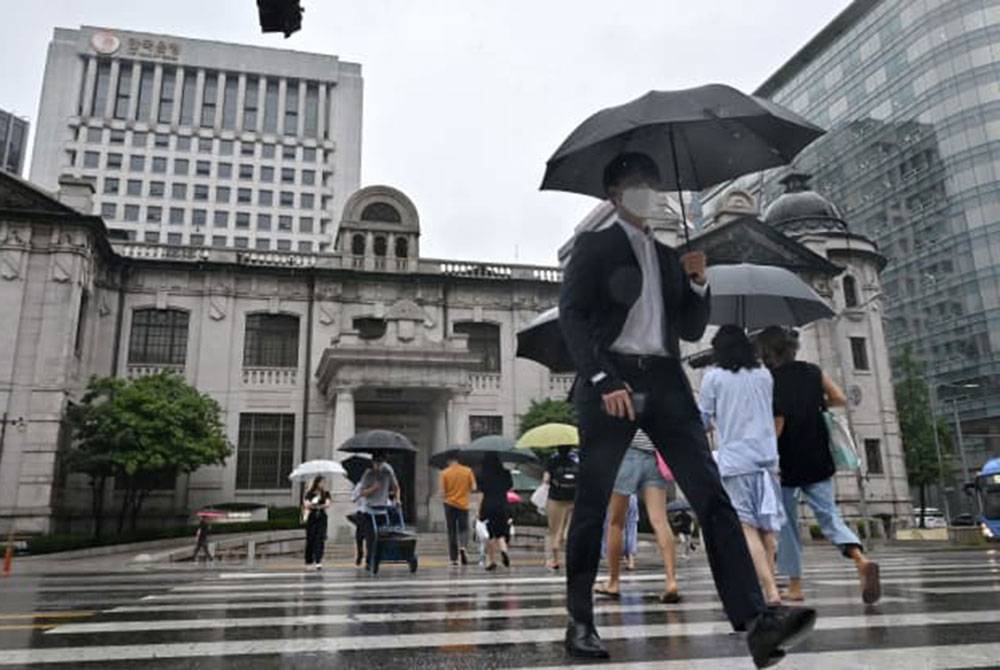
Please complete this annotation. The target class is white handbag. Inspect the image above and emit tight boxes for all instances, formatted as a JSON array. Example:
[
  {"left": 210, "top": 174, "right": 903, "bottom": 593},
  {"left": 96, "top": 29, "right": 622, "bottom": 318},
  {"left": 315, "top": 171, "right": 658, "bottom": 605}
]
[
  {"left": 474, "top": 518, "right": 490, "bottom": 542},
  {"left": 530, "top": 483, "right": 549, "bottom": 514}
]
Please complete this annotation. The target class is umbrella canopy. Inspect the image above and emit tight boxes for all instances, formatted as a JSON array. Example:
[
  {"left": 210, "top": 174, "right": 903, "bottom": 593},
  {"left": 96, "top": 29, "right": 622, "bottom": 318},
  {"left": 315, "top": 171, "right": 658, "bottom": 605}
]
[
  {"left": 517, "top": 423, "right": 580, "bottom": 449},
  {"left": 516, "top": 307, "right": 573, "bottom": 374},
  {"left": 341, "top": 454, "right": 372, "bottom": 484},
  {"left": 338, "top": 429, "right": 417, "bottom": 454},
  {"left": 430, "top": 435, "right": 540, "bottom": 469},
  {"left": 541, "top": 83, "right": 824, "bottom": 242},
  {"left": 706, "top": 263, "right": 835, "bottom": 329},
  {"left": 287, "top": 459, "right": 346, "bottom": 482}
]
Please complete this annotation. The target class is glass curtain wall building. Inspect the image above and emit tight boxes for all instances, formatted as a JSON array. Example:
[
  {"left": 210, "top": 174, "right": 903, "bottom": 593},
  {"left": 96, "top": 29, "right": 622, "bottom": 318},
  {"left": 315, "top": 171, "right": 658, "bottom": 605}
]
[
  {"left": 0, "top": 108, "right": 29, "bottom": 175},
  {"left": 705, "top": 0, "right": 1000, "bottom": 495}
]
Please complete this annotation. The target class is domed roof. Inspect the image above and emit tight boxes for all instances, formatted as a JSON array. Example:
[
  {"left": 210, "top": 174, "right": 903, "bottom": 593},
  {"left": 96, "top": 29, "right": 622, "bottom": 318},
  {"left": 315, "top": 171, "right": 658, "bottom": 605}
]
[{"left": 763, "top": 173, "right": 848, "bottom": 236}]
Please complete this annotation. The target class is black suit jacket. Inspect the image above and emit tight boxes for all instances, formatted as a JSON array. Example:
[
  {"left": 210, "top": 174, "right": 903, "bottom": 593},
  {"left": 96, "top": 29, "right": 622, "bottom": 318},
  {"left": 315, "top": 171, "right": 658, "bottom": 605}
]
[{"left": 558, "top": 222, "right": 711, "bottom": 387}]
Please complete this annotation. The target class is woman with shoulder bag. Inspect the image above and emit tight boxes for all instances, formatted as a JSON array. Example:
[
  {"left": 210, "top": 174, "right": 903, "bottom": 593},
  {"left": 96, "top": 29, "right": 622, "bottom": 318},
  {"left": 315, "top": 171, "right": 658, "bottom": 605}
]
[
  {"left": 756, "top": 326, "right": 880, "bottom": 604},
  {"left": 303, "top": 476, "right": 332, "bottom": 570}
]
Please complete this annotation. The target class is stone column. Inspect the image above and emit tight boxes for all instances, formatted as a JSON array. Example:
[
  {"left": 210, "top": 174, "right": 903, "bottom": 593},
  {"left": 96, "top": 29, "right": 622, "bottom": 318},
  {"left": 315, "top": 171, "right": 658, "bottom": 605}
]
[
  {"left": 327, "top": 387, "right": 356, "bottom": 541},
  {"left": 427, "top": 394, "right": 452, "bottom": 529},
  {"left": 331, "top": 387, "right": 355, "bottom": 456}
]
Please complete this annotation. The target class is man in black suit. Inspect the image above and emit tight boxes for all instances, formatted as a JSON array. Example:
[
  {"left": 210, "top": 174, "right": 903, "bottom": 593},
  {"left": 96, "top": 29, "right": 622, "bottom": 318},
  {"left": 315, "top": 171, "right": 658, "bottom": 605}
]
[{"left": 559, "top": 153, "right": 815, "bottom": 667}]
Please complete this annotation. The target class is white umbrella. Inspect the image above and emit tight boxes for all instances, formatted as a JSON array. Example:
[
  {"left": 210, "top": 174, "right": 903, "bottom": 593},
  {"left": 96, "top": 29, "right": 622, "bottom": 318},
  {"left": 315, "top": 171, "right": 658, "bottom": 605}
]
[{"left": 287, "top": 459, "right": 346, "bottom": 482}]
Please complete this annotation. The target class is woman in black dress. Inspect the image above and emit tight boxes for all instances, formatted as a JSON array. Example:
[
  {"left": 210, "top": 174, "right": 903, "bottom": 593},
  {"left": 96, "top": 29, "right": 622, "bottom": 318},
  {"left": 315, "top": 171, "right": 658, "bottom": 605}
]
[
  {"left": 478, "top": 453, "right": 513, "bottom": 571},
  {"left": 303, "top": 476, "right": 332, "bottom": 570}
]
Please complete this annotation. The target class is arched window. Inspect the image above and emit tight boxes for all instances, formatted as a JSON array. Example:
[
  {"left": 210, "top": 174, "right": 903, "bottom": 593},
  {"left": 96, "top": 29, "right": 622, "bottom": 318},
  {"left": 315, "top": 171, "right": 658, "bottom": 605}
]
[
  {"left": 373, "top": 235, "right": 387, "bottom": 257},
  {"left": 395, "top": 237, "right": 409, "bottom": 259},
  {"left": 244, "top": 314, "right": 300, "bottom": 367},
  {"left": 843, "top": 275, "right": 859, "bottom": 308},
  {"left": 453, "top": 321, "right": 501, "bottom": 372},
  {"left": 128, "top": 308, "right": 189, "bottom": 365},
  {"left": 353, "top": 317, "right": 387, "bottom": 340},
  {"left": 350, "top": 233, "right": 366, "bottom": 256},
  {"left": 360, "top": 202, "right": 401, "bottom": 223}
]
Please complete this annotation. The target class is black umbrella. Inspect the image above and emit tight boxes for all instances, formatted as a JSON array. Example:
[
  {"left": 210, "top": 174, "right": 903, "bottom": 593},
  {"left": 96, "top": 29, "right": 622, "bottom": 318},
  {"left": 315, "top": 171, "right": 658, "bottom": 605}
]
[
  {"left": 338, "top": 429, "right": 417, "bottom": 454},
  {"left": 429, "top": 437, "right": 539, "bottom": 469},
  {"left": 341, "top": 454, "right": 372, "bottom": 484},
  {"left": 540, "top": 83, "right": 824, "bottom": 243},
  {"left": 515, "top": 307, "right": 574, "bottom": 374}
]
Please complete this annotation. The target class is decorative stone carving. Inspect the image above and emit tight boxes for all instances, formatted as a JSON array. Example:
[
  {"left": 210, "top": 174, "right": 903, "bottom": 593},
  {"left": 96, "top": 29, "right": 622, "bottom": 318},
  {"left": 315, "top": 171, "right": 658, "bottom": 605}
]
[
  {"left": 51, "top": 259, "right": 72, "bottom": 283},
  {"left": 1, "top": 251, "right": 22, "bottom": 280},
  {"left": 98, "top": 295, "right": 112, "bottom": 317}
]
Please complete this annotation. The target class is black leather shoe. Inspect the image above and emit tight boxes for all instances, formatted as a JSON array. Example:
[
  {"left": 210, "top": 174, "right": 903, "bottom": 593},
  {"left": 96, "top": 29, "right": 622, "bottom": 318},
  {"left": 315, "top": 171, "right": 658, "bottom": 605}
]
[
  {"left": 565, "top": 620, "right": 610, "bottom": 659},
  {"left": 746, "top": 605, "right": 816, "bottom": 668}
]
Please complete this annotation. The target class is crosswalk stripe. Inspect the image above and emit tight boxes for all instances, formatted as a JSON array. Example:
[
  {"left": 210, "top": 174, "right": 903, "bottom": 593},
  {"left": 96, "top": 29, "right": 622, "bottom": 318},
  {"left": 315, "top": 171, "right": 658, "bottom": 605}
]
[{"left": 9, "top": 609, "right": 1000, "bottom": 665}]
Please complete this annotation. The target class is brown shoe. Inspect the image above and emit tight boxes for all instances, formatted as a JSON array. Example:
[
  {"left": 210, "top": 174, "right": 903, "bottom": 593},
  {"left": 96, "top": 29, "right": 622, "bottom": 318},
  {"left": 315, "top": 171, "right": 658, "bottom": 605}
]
[{"left": 859, "top": 561, "right": 881, "bottom": 604}]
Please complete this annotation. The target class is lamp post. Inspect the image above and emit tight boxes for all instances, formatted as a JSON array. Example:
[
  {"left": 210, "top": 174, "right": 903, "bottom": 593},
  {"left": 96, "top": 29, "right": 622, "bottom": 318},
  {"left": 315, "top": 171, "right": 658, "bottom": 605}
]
[
  {"left": 925, "top": 391, "right": 952, "bottom": 526},
  {"left": 937, "top": 383, "right": 981, "bottom": 516}
]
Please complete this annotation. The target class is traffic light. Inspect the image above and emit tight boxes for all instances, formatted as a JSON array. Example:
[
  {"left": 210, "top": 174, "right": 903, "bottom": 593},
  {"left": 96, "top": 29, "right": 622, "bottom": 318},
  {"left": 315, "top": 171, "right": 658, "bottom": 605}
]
[{"left": 258, "top": 0, "right": 304, "bottom": 38}]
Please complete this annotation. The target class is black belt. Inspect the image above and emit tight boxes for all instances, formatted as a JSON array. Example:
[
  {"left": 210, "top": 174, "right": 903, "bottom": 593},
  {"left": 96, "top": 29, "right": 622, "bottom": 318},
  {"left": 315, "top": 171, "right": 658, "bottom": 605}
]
[{"left": 610, "top": 352, "right": 675, "bottom": 371}]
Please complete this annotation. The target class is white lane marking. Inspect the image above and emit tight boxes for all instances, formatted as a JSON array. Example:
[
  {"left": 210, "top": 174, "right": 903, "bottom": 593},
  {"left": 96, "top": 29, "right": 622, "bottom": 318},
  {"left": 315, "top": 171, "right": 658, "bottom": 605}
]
[
  {"left": 903, "top": 585, "right": 1000, "bottom": 594},
  {"left": 815, "top": 574, "right": 1000, "bottom": 586},
  {"left": 11, "top": 609, "right": 1000, "bottom": 665},
  {"left": 513, "top": 642, "right": 1000, "bottom": 670},
  {"left": 67, "top": 595, "right": 912, "bottom": 632}
]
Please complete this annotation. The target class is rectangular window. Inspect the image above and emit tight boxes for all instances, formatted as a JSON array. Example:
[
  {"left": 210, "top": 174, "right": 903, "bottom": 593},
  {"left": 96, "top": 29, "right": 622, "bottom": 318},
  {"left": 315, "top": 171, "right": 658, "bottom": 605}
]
[
  {"left": 260, "top": 166, "right": 274, "bottom": 183},
  {"left": 219, "top": 140, "right": 234, "bottom": 156},
  {"left": 132, "top": 131, "right": 148, "bottom": 148},
  {"left": 257, "top": 213, "right": 271, "bottom": 231},
  {"left": 167, "top": 232, "right": 182, "bottom": 245},
  {"left": 234, "top": 236, "right": 249, "bottom": 248},
  {"left": 298, "top": 241, "right": 312, "bottom": 252},
  {"left": 190, "top": 233, "right": 205, "bottom": 247},
  {"left": 124, "top": 204, "right": 140, "bottom": 221},
  {"left": 454, "top": 322, "right": 501, "bottom": 372},
  {"left": 92, "top": 60, "right": 112, "bottom": 115},
  {"left": 176, "top": 136, "right": 191, "bottom": 151},
  {"left": 256, "top": 238, "right": 271, "bottom": 250},
  {"left": 128, "top": 309, "right": 188, "bottom": 365},
  {"left": 198, "top": 137, "right": 212, "bottom": 154},
  {"left": 149, "top": 181, "right": 165, "bottom": 197},
  {"left": 238, "top": 188, "right": 252, "bottom": 204},
  {"left": 277, "top": 239, "right": 292, "bottom": 251},
  {"left": 241, "top": 142, "right": 255, "bottom": 157},
  {"left": 259, "top": 190, "right": 272, "bottom": 206},
  {"left": 146, "top": 206, "right": 162, "bottom": 223},
  {"left": 154, "top": 134, "right": 169, "bottom": 148},
  {"left": 236, "top": 413, "right": 295, "bottom": 490},
  {"left": 303, "top": 82, "right": 319, "bottom": 138},
  {"left": 113, "top": 64, "right": 132, "bottom": 119},
  {"left": 243, "top": 76, "right": 259, "bottom": 129},
  {"left": 169, "top": 207, "right": 185, "bottom": 225},
  {"left": 126, "top": 179, "right": 142, "bottom": 196},
  {"left": 303, "top": 147, "right": 316, "bottom": 162},
  {"left": 83, "top": 151, "right": 100, "bottom": 168},
  {"left": 301, "top": 169, "right": 315, "bottom": 186},
  {"left": 109, "top": 130, "right": 125, "bottom": 145},
  {"left": 850, "top": 337, "right": 870, "bottom": 371},
  {"left": 129, "top": 155, "right": 145, "bottom": 172},
  {"left": 171, "top": 183, "right": 187, "bottom": 199},
  {"left": 157, "top": 67, "right": 176, "bottom": 123},
  {"left": 218, "top": 162, "right": 232, "bottom": 179},
  {"left": 263, "top": 80, "right": 279, "bottom": 133},
  {"left": 200, "top": 72, "right": 218, "bottom": 127},
  {"left": 282, "top": 146, "right": 296, "bottom": 160},
  {"left": 173, "top": 158, "right": 189, "bottom": 176},
  {"left": 136, "top": 64, "right": 154, "bottom": 120},
  {"left": 216, "top": 186, "right": 231, "bottom": 203},
  {"left": 280, "top": 191, "right": 294, "bottom": 207},
  {"left": 279, "top": 215, "right": 293, "bottom": 231},
  {"left": 283, "top": 80, "right": 299, "bottom": 135},
  {"left": 212, "top": 235, "right": 227, "bottom": 247},
  {"left": 103, "top": 177, "right": 119, "bottom": 195},
  {"left": 196, "top": 160, "right": 210, "bottom": 176},
  {"left": 469, "top": 415, "right": 503, "bottom": 441},
  {"left": 179, "top": 71, "right": 197, "bottom": 125},
  {"left": 221, "top": 74, "right": 238, "bottom": 129},
  {"left": 86, "top": 127, "right": 103, "bottom": 143},
  {"left": 194, "top": 184, "right": 209, "bottom": 201},
  {"left": 143, "top": 231, "right": 160, "bottom": 244},
  {"left": 152, "top": 156, "right": 167, "bottom": 174},
  {"left": 239, "top": 164, "right": 254, "bottom": 180},
  {"left": 100, "top": 202, "right": 117, "bottom": 219},
  {"left": 281, "top": 167, "right": 295, "bottom": 184},
  {"left": 864, "top": 439, "right": 884, "bottom": 475},
  {"left": 236, "top": 212, "right": 250, "bottom": 228},
  {"left": 213, "top": 211, "right": 229, "bottom": 228},
  {"left": 299, "top": 216, "right": 313, "bottom": 233},
  {"left": 262, "top": 143, "right": 276, "bottom": 159},
  {"left": 301, "top": 193, "right": 314, "bottom": 209},
  {"left": 192, "top": 209, "right": 207, "bottom": 226}
]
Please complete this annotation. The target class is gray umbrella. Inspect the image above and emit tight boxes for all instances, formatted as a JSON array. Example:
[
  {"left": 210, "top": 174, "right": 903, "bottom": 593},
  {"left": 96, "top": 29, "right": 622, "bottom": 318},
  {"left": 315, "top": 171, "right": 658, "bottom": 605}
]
[
  {"left": 540, "top": 84, "right": 824, "bottom": 243},
  {"left": 706, "top": 263, "right": 834, "bottom": 330}
]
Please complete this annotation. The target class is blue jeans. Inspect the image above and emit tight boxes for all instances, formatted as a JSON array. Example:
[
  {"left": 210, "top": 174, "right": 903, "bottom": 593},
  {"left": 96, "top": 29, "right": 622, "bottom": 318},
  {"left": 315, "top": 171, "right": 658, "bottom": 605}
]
[{"left": 777, "top": 478, "right": 862, "bottom": 578}]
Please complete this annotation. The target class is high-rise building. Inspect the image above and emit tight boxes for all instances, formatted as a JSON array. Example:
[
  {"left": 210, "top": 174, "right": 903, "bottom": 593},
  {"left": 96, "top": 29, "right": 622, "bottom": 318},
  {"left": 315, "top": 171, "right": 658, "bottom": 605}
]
[
  {"left": 0, "top": 108, "right": 29, "bottom": 175},
  {"left": 703, "top": 0, "right": 1000, "bottom": 502},
  {"left": 30, "top": 26, "right": 363, "bottom": 252}
]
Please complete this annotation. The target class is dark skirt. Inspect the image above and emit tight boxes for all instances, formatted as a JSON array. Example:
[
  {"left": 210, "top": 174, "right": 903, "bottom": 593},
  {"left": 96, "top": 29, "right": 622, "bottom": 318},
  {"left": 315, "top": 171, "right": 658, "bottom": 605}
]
[{"left": 480, "top": 503, "right": 510, "bottom": 540}]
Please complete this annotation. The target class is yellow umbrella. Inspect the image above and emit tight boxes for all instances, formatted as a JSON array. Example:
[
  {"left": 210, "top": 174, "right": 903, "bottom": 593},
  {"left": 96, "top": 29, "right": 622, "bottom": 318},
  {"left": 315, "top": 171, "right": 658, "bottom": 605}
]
[{"left": 517, "top": 423, "right": 579, "bottom": 449}]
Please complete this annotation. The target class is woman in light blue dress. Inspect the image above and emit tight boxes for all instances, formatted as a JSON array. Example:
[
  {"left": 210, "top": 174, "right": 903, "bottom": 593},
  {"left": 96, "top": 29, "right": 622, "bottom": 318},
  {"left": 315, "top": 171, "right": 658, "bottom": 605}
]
[{"left": 699, "top": 325, "right": 784, "bottom": 605}]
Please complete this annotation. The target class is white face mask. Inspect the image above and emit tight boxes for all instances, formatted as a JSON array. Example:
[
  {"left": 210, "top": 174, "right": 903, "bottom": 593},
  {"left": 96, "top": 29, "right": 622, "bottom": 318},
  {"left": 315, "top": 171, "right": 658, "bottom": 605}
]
[{"left": 619, "top": 186, "right": 661, "bottom": 220}]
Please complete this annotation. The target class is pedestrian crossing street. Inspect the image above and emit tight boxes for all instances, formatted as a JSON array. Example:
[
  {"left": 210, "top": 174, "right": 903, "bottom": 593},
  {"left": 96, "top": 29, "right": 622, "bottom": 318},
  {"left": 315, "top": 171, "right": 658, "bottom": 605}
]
[{"left": 3, "top": 547, "right": 1000, "bottom": 668}]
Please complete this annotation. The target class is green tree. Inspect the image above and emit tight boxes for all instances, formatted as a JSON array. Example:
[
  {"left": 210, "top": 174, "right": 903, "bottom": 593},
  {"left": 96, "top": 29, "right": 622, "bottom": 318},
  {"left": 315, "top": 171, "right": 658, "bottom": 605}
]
[
  {"left": 66, "top": 373, "right": 232, "bottom": 536},
  {"left": 518, "top": 398, "right": 577, "bottom": 436},
  {"left": 893, "top": 348, "right": 953, "bottom": 528}
]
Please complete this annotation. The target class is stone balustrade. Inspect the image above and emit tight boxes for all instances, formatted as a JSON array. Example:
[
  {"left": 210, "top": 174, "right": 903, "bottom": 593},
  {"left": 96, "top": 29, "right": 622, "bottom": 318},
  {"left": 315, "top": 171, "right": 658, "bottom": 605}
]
[
  {"left": 125, "top": 363, "right": 185, "bottom": 379},
  {"left": 242, "top": 367, "right": 299, "bottom": 386},
  {"left": 548, "top": 373, "right": 576, "bottom": 397},
  {"left": 470, "top": 372, "right": 502, "bottom": 393}
]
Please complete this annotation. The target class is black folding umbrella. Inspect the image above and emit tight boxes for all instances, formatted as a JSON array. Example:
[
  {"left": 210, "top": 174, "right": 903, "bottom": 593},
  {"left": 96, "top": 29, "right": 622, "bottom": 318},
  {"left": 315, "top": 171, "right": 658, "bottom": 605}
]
[
  {"left": 338, "top": 429, "right": 417, "bottom": 454},
  {"left": 341, "top": 454, "right": 372, "bottom": 484},
  {"left": 540, "top": 83, "right": 824, "bottom": 243}
]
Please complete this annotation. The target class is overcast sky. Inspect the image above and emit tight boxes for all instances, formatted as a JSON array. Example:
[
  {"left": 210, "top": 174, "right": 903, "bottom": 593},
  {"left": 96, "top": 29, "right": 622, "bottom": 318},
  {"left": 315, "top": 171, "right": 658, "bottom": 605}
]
[{"left": 0, "top": 0, "right": 850, "bottom": 265}]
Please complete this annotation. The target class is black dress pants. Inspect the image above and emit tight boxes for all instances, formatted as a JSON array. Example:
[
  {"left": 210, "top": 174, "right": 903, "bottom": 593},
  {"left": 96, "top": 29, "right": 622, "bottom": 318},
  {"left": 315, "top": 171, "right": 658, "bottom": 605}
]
[
  {"left": 304, "top": 513, "right": 327, "bottom": 565},
  {"left": 444, "top": 503, "right": 470, "bottom": 562},
  {"left": 565, "top": 356, "right": 765, "bottom": 628}
]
